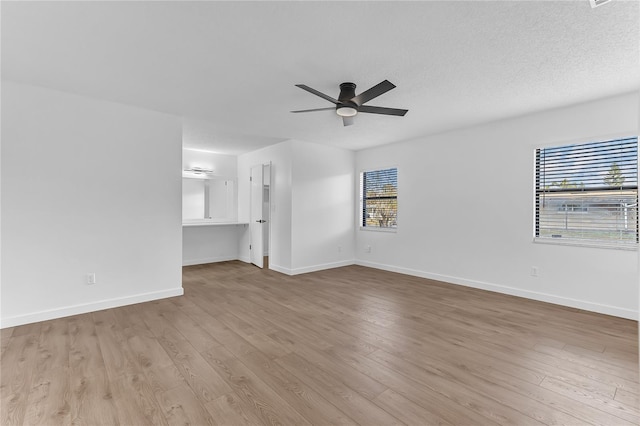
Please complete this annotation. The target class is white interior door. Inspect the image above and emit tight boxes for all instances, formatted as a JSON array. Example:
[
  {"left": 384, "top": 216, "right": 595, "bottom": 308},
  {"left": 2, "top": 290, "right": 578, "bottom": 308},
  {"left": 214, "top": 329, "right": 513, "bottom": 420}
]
[{"left": 250, "top": 164, "right": 264, "bottom": 268}]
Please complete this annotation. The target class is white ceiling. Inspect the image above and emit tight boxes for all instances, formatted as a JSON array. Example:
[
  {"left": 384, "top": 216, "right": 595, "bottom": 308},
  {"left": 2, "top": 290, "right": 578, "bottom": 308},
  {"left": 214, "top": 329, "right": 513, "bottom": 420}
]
[{"left": 2, "top": 1, "right": 638, "bottom": 154}]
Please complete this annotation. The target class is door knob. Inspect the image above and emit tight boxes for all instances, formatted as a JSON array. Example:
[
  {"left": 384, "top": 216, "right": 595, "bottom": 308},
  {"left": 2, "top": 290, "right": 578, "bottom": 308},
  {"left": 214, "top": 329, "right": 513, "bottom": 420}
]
[{"left": 256, "top": 219, "right": 266, "bottom": 223}]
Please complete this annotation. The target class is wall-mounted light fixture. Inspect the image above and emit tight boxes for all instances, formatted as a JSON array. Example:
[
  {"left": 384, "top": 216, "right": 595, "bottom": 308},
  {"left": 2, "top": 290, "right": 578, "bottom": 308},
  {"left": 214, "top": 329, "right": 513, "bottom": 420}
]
[{"left": 183, "top": 166, "right": 214, "bottom": 177}]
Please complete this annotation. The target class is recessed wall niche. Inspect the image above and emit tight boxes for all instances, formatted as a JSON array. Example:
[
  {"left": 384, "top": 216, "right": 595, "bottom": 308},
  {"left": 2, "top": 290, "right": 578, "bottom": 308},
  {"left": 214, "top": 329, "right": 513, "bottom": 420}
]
[{"left": 182, "top": 175, "right": 237, "bottom": 223}]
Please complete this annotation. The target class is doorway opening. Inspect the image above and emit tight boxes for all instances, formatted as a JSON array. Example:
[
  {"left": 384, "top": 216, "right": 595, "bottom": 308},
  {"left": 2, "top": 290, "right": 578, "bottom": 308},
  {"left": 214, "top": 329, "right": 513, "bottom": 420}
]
[{"left": 250, "top": 163, "right": 271, "bottom": 269}]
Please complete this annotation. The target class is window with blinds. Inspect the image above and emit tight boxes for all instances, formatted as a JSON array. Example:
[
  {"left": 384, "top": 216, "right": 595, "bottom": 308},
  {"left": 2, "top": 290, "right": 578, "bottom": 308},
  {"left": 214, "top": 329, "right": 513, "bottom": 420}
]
[
  {"left": 360, "top": 167, "right": 398, "bottom": 229},
  {"left": 535, "top": 137, "right": 638, "bottom": 248}
]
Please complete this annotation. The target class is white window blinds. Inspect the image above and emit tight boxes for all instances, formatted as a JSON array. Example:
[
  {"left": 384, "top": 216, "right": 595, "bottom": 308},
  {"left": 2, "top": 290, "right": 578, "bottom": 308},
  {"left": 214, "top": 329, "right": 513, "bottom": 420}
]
[{"left": 535, "top": 137, "right": 638, "bottom": 248}]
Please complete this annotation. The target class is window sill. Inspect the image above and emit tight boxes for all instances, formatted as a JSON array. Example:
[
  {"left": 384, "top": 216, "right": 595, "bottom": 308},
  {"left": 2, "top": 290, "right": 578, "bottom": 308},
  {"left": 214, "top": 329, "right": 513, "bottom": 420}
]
[
  {"left": 359, "top": 227, "right": 397, "bottom": 233},
  {"left": 533, "top": 237, "right": 638, "bottom": 251}
]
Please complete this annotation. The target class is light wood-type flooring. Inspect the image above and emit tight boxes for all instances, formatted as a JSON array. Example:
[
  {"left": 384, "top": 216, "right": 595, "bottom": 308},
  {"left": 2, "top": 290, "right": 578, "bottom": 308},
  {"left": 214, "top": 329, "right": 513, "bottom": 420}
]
[{"left": 1, "top": 261, "right": 638, "bottom": 425}]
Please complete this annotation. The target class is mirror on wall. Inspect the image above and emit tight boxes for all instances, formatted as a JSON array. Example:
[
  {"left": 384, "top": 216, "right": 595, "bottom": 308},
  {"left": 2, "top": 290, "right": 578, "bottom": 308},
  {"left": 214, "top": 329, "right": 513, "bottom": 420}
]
[{"left": 182, "top": 176, "right": 236, "bottom": 223}]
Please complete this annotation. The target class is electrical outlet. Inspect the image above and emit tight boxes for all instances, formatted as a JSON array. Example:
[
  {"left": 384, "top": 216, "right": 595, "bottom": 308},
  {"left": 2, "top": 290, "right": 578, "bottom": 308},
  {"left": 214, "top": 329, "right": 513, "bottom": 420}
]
[
  {"left": 338, "top": 246, "right": 342, "bottom": 253},
  {"left": 365, "top": 245, "right": 372, "bottom": 253},
  {"left": 87, "top": 273, "right": 96, "bottom": 285},
  {"left": 531, "top": 267, "right": 539, "bottom": 277}
]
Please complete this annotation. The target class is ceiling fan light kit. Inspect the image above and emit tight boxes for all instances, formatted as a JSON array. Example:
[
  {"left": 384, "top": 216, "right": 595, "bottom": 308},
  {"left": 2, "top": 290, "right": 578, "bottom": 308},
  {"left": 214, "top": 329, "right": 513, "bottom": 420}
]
[
  {"left": 292, "top": 80, "right": 408, "bottom": 126},
  {"left": 336, "top": 106, "right": 357, "bottom": 117}
]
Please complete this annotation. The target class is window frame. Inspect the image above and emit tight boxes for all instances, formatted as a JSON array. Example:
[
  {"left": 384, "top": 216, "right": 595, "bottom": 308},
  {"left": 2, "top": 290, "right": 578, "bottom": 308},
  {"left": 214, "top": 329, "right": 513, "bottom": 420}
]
[
  {"left": 359, "top": 166, "right": 398, "bottom": 232},
  {"left": 533, "top": 134, "right": 638, "bottom": 250}
]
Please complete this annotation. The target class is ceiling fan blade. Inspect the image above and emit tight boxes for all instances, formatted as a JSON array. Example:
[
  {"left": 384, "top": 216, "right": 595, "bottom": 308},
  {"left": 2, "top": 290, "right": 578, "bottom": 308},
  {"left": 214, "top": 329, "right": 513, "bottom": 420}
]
[
  {"left": 358, "top": 105, "right": 408, "bottom": 116},
  {"left": 343, "top": 116, "right": 354, "bottom": 126},
  {"left": 295, "top": 84, "right": 339, "bottom": 104},
  {"left": 351, "top": 80, "right": 396, "bottom": 106},
  {"left": 291, "top": 107, "right": 336, "bottom": 113}
]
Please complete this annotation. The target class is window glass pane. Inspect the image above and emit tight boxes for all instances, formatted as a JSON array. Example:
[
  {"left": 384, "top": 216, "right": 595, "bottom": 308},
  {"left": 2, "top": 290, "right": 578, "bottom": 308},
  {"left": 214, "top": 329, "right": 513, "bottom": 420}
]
[
  {"left": 535, "top": 137, "right": 638, "bottom": 247},
  {"left": 361, "top": 168, "right": 397, "bottom": 229}
]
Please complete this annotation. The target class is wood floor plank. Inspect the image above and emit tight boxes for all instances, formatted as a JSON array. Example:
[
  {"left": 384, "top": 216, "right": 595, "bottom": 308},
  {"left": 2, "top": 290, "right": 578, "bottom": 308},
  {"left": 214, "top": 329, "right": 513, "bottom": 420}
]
[
  {"left": 615, "top": 387, "right": 639, "bottom": 407},
  {"left": 212, "top": 297, "right": 281, "bottom": 336},
  {"left": 92, "top": 309, "right": 143, "bottom": 380},
  {"left": 373, "top": 388, "right": 453, "bottom": 426},
  {"left": 9, "top": 323, "right": 42, "bottom": 338},
  {"left": 199, "top": 302, "right": 292, "bottom": 360},
  {"left": 204, "top": 391, "right": 263, "bottom": 426},
  {"left": 240, "top": 350, "right": 357, "bottom": 425},
  {"left": 68, "top": 315, "right": 105, "bottom": 380},
  {"left": 159, "top": 337, "right": 232, "bottom": 404},
  {"left": 22, "top": 365, "right": 70, "bottom": 425},
  {"left": 534, "top": 343, "right": 638, "bottom": 384},
  {"left": 34, "top": 319, "right": 69, "bottom": 376},
  {"left": 292, "top": 344, "right": 388, "bottom": 401},
  {"left": 158, "top": 383, "right": 216, "bottom": 426},
  {"left": 241, "top": 331, "right": 291, "bottom": 360},
  {"left": 273, "top": 308, "right": 381, "bottom": 356},
  {"left": 139, "top": 306, "right": 232, "bottom": 404},
  {"left": 239, "top": 294, "right": 336, "bottom": 351},
  {"left": 202, "top": 348, "right": 313, "bottom": 425},
  {"left": 370, "top": 349, "right": 548, "bottom": 425},
  {"left": 1, "top": 324, "right": 42, "bottom": 426},
  {"left": 116, "top": 307, "right": 186, "bottom": 394},
  {"left": 540, "top": 375, "right": 640, "bottom": 424},
  {"left": 388, "top": 345, "right": 593, "bottom": 425},
  {"left": 1, "top": 261, "right": 637, "bottom": 425},
  {"left": 382, "top": 326, "right": 548, "bottom": 387},
  {"left": 425, "top": 326, "right": 639, "bottom": 394},
  {"left": 173, "top": 294, "right": 260, "bottom": 358},
  {"left": 484, "top": 366, "right": 639, "bottom": 426},
  {"left": 1, "top": 327, "right": 15, "bottom": 356},
  {"left": 68, "top": 366, "right": 120, "bottom": 425},
  {"left": 565, "top": 343, "right": 639, "bottom": 370},
  {"left": 22, "top": 318, "right": 71, "bottom": 424},
  {"left": 216, "top": 312, "right": 259, "bottom": 337},
  {"left": 155, "top": 302, "right": 224, "bottom": 353},
  {"left": 276, "top": 352, "right": 403, "bottom": 425},
  {"left": 324, "top": 345, "right": 497, "bottom": 425},
  {"left": 111, "top": 373, "right": 169, "bottom": 426}
]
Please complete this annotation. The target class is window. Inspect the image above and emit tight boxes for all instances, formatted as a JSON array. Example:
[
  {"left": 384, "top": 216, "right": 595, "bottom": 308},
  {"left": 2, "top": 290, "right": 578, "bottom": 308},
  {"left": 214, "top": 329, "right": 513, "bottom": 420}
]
[
  {"left": 535, "top": 137, "right": 638, "bottom": 248},
  {"left": 360, "top": 167, "right": 398, "bottom": 229}
]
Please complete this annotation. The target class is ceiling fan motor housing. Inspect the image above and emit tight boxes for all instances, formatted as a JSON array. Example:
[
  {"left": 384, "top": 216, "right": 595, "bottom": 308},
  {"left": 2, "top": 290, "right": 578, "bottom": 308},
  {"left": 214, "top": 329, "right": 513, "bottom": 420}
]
[{"left": 338, "top": 82, "right": 358, "bottom": 108}]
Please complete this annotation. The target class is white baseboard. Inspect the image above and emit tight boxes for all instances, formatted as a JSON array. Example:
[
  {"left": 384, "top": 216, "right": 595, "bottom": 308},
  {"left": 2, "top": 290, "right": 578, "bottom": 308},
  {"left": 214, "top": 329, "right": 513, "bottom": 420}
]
[
  {"left": 269, "top": 260, "right": 355, "bottom": 276},
  {"left": 183, "top": 255, "right": 238, "bottom": 266},
  {"left": 291, "top": 260, "right": 356, "bottom": 275},
  {"left": 0, "top": 287, "right": 184, "bottom": 328},
  {"left": 269, "top": 263, "right": 293, "bottom": 275},
  {"left": 356, "top": 260, "right": 638, "bottom": 321}
]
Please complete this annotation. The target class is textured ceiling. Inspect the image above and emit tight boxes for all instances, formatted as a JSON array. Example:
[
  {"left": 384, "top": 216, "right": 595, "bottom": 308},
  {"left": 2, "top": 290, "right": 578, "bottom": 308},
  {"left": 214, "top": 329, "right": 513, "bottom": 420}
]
[{"left": 2, "top": 1, "right": 638, "bottom": 154}]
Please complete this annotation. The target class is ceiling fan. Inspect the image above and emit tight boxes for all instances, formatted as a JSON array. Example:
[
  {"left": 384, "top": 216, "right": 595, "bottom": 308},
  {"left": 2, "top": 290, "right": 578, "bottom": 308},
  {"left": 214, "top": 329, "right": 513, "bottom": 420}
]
[{"left": 291, "top": 80, "right": 408, "bottom": 126}]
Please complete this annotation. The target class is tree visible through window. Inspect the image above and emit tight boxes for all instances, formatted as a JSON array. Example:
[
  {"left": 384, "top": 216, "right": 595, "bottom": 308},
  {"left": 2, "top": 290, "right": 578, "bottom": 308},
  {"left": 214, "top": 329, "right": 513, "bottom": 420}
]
[
  {"left": 535, "top": 137, "right": 638, "bottom": 248},
  {"left": 360, "top": 168, "right": 397, "bottom": 229}
]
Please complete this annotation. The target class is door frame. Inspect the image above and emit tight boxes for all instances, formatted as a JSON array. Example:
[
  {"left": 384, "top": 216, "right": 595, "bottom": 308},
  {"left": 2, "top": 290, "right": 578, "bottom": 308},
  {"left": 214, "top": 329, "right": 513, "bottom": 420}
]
[{"left": 250, "top": 162, "right": 271, "bottom": 269}]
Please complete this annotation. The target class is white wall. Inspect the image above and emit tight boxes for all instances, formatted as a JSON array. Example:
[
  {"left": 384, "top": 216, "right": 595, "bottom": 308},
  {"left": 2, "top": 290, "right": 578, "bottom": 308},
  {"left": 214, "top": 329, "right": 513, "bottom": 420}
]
[
  {"left": 356, "top": 92, "right": 639, "bottom": 320},
  {"left": 1, "top": 81, "right": 184, "bottom": 327},
  {"left": 183, "top": 148, "right": 237, "bottom": 178},
  {"left": 290, "top": 140, "right": 355, "bottom": 274},
  {"left": 237, "top": 139, "right": 355, "bottom": 274}
]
